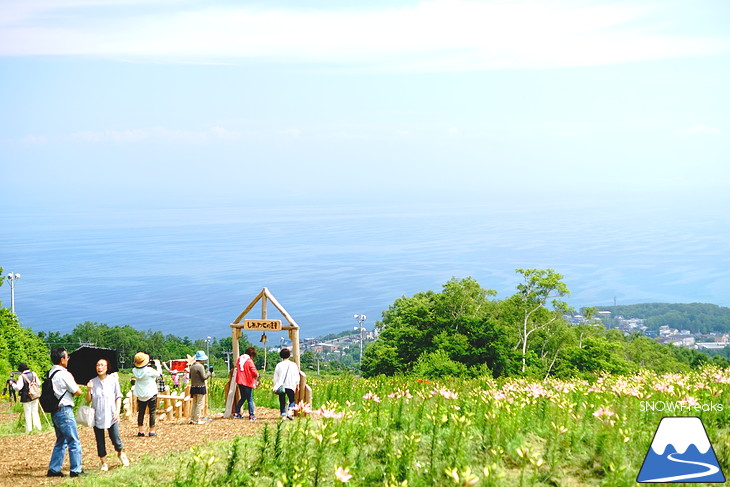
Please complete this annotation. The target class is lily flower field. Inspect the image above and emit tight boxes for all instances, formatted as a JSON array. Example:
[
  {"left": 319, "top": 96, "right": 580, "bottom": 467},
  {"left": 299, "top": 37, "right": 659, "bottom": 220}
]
[{"left": 180, "top": 367, "right": 729, "bottom": 486}]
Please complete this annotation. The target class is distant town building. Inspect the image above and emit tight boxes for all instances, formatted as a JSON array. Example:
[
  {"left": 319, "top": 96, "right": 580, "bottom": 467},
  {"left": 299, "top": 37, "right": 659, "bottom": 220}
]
[{"left": 657, "top": 336, "right": 696, "bottom": 347}]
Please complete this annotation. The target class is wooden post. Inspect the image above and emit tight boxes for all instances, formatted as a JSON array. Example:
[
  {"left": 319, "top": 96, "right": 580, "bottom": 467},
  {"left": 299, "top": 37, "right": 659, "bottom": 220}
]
[
  {"left": 183, "top": 396, "right": 192, "bottom": 419},
  {"left": 290, "top": 327, "right": 301, "bottom": 370},
  {"left": 297, "top": 371, "right": 312, "bottom": 405},
  {"left": 177, "top": 392, "right": 183, "bottom": 417},
  {"left": 183, "top": 385, "right": 192, "bottom": 418},
  {"left": 224, "top": 327, "right": 242, "bottom": 417},
  {"left": 122, "top": 391, "right": 134, "bottom": 420},
  {"left": 223, "top": 368, "right": 240, "bottom": 418}
]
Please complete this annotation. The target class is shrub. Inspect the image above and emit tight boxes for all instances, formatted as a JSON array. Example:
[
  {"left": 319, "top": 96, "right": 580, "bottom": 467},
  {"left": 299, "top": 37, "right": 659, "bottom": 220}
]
[{"left": 412, "top": 350, "right": 468, "bottom": 378}]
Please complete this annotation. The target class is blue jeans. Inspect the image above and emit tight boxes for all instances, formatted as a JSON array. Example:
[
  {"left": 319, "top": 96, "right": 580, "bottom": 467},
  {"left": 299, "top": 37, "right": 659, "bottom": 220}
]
[
  {"left": 278, "top": 389, "right": 295, "bottom": 415},
  {"left": 236, "top": 385, "right": 255, "bottom": 416},
  {"left": 93, "top": 422, "right": 124, "bottom": 458},
  {"left": 49, "top": 406, "right": 83, "bottom": 474}
]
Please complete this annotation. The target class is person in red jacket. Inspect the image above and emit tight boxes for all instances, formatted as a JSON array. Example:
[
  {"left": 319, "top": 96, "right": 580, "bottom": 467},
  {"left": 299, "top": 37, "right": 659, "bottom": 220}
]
[{"left": 233, "top": 347, "right": 259, "bottom": 420}]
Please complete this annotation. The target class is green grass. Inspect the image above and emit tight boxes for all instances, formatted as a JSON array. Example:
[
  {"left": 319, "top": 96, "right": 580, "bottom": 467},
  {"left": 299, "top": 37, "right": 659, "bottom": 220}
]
[
  {"left": 59, "top": 438, "right": 249, "bottom": 487},
  {"left": 13, "top": 368, "right": 730, "bottom": 486},
  {"left": 0, "top": 401, "right": 55, "bottom": 436}
]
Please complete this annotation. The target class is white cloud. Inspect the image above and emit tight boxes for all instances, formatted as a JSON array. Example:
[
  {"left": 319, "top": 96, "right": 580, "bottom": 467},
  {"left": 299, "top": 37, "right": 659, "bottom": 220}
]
[
  {"left": 0, "top": 0, "right": 728, "bottom": 71},
  {"left": 209, "top": 126, "right": 243, "bottom": 141},
  {"left": 2, "top": 125, "right": 374, "bottom": 146},
  {"left": 70, "top": 129, "right": 149, "bottom": 143},
  {"left": 63, "top": 126, "right": 293, "bottom": 144},
  {"left": 0, "top": 134, "right": 48, "bottom": 146},
  {"left": 21, "top": 134, "right": 47, "bottom": 145},
  {"left": 675, "top": 125, "right": 722, "bottom": 136}
]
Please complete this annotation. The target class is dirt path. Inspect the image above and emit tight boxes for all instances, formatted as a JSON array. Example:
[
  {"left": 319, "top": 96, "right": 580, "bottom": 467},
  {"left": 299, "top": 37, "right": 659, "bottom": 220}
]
[{"left": 0, "top": 403, "right": 279, "bottom": 487}]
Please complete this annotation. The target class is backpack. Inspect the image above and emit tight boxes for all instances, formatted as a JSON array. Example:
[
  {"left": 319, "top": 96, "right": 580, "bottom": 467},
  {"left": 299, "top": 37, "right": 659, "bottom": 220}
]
[
  {"left": 39, "top": 370, "right": 62, "bottom": 412},
  {"left": 156, "top": 374, "right": 166, "bottom": 393},
  {"left": 23, "top": 372, "right": 41, "bottom": 401}
]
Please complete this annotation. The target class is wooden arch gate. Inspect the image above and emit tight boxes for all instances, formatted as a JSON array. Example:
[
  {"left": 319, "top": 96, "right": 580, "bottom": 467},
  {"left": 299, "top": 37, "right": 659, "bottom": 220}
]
[{"left": 224, "top": 287, "right": 312, "bottom": 418}]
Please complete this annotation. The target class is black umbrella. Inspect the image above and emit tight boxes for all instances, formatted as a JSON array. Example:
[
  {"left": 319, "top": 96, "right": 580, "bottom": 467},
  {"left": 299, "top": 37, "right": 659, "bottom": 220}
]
[{"left": 67, "top": 346, "right": 119, "bottom": 385}]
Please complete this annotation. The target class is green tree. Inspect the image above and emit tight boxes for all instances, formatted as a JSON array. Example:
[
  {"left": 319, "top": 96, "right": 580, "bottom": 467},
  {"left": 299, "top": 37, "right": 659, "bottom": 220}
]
[
  {"left": 625, "top": 334, "right": 689, "bottom": 374},
  {"left": 508, "top": 268, "right": 571, "bottom": 374},
  {"left": 534, "top": 319, "right": 573, "bottom": 378},
  {"left": 362, "top": 290, "right": 436, "bottom": 376},
  {"left": 555, "top": 331, "right": 636, "bottom": 378},
  {"left": 40, "top": 321, "right": 221, "bottom": 370},
  {"left": 361, "top": 340, "right": 401, "bottom": 376},
  {"left": 1, "top": 267, "right": 49, "bottom": 374},
  {"left": 0, "top": 308, "right": 50, "bottom": 378},
  {"left": 412, "top": 349, "right": 468, "bottom": 378},
  {"left": 362, "top": 277, "right": 501, "bottom": 377},
  {"left": 434, "top": 277, "right": 496, "bottom": 331}
]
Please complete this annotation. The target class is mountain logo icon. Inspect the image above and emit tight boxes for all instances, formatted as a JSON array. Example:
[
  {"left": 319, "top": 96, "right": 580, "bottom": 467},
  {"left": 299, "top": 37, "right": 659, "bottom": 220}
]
[{"left": 637, "top": 416, "right": 726, "bottom": 483}]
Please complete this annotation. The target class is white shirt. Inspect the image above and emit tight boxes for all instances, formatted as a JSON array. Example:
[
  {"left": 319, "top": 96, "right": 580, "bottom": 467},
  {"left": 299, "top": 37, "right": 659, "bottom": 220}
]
[
  {"left": 49, "top": 365, "right": 80, "bottom": 408},
  {"left": 273, "top": 359, "right": 299, "bottom": 392},
  {"left": 133, "top": 365, "right": 161, "bottom": 401},
  {"left": 89, "top": 374, "right": 122, "bottom": 429}
]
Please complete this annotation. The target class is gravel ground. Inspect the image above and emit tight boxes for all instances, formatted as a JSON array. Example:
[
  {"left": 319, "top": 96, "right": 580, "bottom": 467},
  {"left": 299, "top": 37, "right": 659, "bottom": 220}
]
[{"left": 0, "top": 403, "right": 279, "bottom": 487}]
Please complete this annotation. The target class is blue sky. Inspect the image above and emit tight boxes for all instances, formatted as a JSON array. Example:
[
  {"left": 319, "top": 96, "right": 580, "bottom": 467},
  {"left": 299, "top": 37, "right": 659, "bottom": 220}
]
[
  {"left": 2, "top": 0, "right": 730, "bottom": 336},
  {"left": 1, "top": 0, "right": 728, "bottom": 212}
]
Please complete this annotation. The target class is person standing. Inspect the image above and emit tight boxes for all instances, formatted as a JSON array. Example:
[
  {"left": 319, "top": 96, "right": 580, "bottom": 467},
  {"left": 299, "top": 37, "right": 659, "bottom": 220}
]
[
  {"left": 86, "top": 359, "right": 130, "bottom": 471},
  {"left": 6, "top": 377, "right": 17, "bottom": 402},
  {"left": 189, "top": 351, "right": 212, "bottom": 425},
  {"left": 234, "top": 347, "right": 259, "bottom": 420},
  {"left": 132, "top": 352, "right": 162, "bottom": 437},
  {"left": 272, "top": 348, "right": 299, "bottom": 420},
  {"left": 162, "top": 361, "right": 181, "bottom": 391},
  {"left": 47, "top": 348, "right": 86, "bottom": 478},
  {"left": 183, "top": 367, "right": 190, "bottom": 387},
  {"left": 12, "top": 363, "right": 42, "bottom": 433}
]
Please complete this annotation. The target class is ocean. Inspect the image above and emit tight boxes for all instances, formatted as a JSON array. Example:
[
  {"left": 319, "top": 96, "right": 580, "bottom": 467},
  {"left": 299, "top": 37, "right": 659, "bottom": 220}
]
[{"left": 2, "top": 199, "right": 729, "bottom": 342}]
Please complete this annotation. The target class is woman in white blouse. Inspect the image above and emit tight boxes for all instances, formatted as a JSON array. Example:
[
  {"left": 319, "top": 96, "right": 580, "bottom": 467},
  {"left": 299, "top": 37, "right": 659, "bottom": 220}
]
[
  {"left": 86, "top": 359, "right": 130, "bottom": 471},
  {"left": 272, "top": 348, "right": 300, "bottom": 419}
]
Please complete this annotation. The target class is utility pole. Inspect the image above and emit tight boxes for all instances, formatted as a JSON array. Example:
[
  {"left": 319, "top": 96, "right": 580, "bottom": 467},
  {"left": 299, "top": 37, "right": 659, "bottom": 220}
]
[
  {"left": 222, "top": 350, "right": 233, "bottom": 374},
  {"left": 260, "top": 333, "right": 269, "bottom": 371},
  {"left": 354, "top": 314, "right": 367, "bottom": 372},
  {"left": 6, "top": 272, "right": 20, "bottom": 314},
  {"left": 205, "top": 336, "right": 212, "bottom": 368}
]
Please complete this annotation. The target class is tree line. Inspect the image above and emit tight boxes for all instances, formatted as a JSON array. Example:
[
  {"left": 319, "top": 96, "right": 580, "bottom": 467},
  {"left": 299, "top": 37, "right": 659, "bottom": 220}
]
[
  {"left": 362, "top": 270, "right": 729, "bottom": 379},
  {"left": 597, "top": 302, "right": 730, "bottom": 334},
  {"left": 0, "top": 307, "right": 49, "bottom": 380},
  {"left": 2, "top": 266, "right": 728, "bottom": 382},
  {"left": 38, "top": 322, "right": 255, "bottom": 373},
  {"left": 0, "top": 267, "right": 50, "bottom": 379}
]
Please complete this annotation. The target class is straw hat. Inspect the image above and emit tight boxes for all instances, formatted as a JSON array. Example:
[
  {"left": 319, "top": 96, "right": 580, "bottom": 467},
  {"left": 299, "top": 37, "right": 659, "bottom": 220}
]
[{"left": 134, "top": 352, "right": 150, "bottom": 368}]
